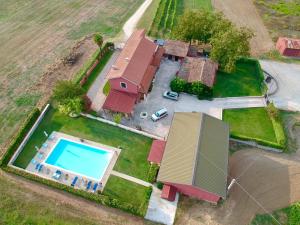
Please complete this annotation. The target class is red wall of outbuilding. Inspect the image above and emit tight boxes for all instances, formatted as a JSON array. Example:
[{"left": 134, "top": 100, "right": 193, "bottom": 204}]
[
  {"left": 164, "top": 182, "right": 221, "bottom": 203},
  {"left": 109, "top": 77, "right": 138, "bottom": 94}
]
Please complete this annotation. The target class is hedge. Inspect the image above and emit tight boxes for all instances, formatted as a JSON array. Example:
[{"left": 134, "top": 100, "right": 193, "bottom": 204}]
[
  {"left": 170, "top": 77, "right": 213, "bottom": 99},
  {"left": 74, "top": 42, "right": 114, "bottom": 84},
  {"left": 2, "top": 166, "right": 150, "bottom": 217},
  {"left": 0, "top": 108, "right": 41, "bottom": 167},
  {"left": 147, "top": 163, "right": 159, "bottom": 183}
]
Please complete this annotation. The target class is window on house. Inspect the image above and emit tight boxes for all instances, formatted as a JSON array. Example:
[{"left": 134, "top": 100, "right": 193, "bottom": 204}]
[{"left": 120, "top": 82, "right": 127, "bottom": 89}]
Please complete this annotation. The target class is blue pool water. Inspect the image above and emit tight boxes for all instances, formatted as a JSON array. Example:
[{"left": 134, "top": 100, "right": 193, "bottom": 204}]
[{"left": 45, "top": 138, "right": 113, "bottom": 180}]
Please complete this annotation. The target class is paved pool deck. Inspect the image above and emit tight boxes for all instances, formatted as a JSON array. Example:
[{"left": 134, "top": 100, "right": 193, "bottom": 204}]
[{"left": 26, "top": 131, "right": 121, "bottom": 192}]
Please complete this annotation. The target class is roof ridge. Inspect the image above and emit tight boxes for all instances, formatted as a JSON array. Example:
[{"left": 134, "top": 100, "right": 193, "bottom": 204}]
[{"left": 191, "top": 113, "right": 205, "bottom": 185}]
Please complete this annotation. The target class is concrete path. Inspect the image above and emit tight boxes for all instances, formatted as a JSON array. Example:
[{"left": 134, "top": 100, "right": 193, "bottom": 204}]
[
  {"left": 87, "top": 50, "right": 120, "bottom": 111},
  {"left": 145, "top": 187, "right": 179, "bottom": 225},
  {"left": 211, "top": 96, "right": 266, "bottom": 109},
  {"left": 122, "top": 0, "right": 153, "bottom": 41},
  {"left": 260, "top": 60, "right": 300, "bottom": 111},
  {"left": 111, "top": 170, "right": 152, "bottom": 187}
]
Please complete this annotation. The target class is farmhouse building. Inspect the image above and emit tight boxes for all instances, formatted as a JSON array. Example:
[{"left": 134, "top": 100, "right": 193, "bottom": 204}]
[
  {"left": 276, "top": 37, "right": 300, "bottom": 57},
  {"left": 163, "top": 40, "right": 189, "bottom": 61},
  {"left": 102, "top": 30, "right": 164, "bottom": 115},
  {"left": 150, "top": 112, "right": 229, "bottom": 203},
  {"left": 177, "top": 57, "right": 218, "bottom": 87}
]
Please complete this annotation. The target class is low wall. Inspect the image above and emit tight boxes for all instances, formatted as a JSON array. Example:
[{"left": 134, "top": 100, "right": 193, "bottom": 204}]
[
  {"left": 8, "top": 104, "right": 51, "bottom": 165},
  {"left": 230, "top": 138, "right": 283, "bottom": 153},
  {"left": 81, "top": 113, "right": 165, "bottom": 141}
]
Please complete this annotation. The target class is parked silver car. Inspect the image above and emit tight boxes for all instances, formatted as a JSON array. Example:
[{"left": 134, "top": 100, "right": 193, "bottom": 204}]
[
  {"left": 151, "top": 108, "right": 168, "bottom": 121},
  {"left": 163, "top": 91, "right": 179, "bottom": 101}
]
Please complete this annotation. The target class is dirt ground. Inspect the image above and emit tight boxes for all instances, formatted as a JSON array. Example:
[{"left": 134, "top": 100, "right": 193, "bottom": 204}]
[
  {"left": 0, "top": 0, "right": 143, "bottom": 157},
  {"left": 212, "top": 0, "right": 274, "bottom": 56}
]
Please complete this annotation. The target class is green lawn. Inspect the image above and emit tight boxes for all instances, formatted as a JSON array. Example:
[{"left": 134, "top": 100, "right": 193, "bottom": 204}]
[
  {"left": 13, "top": 107, "right": 153, "bottom": 181},
  {"left": 223, "top": 108, "right": 278, "bottom": 145},
  {"left": 213, "top": 60, "right": 265, "bottom": 97},
  {"left": 103, "top": 175, "right": 151, "bottom": 216},
  {"left": 147, "top": 0, "right": 212, "bottom": 38},
  {"left": 82, "top": 50, "right": 113, "bottom": 92}
]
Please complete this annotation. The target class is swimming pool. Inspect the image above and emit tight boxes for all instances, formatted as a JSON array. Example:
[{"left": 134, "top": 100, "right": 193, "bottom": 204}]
[{"left": 44, "top": 138, "right": 113, "bottom": 181}]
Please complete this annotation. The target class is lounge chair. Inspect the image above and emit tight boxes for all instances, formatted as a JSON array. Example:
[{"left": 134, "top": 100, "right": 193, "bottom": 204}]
[
  {"left": 86, "top": 181, "right": 92, "bottom": 190},
  {"left": 49, "top": 133, "right": 55, "bottom": 141},
  {"left": 52, "top": 170, "right": 62, "bottom": 180},
  {"left": 37, "top": 152, "right": 43, "bottom": 159},
  {"left": 93, "top": 183, "right": 98, "bottom": 192},
  {"left": 38, "top": 164, "right": 43, "bottom": 172},
  {"left": 35, "top": 163, "right": 40, "bottom": 170},
  {"left": 31, "top": 159, "right": 37, "bottom": 164},
  {"left": 42, "top": 143, "right": 48, "bottom": 148},
  {"left": 71, "top": 176, "right": 78, "bottom": 187}
]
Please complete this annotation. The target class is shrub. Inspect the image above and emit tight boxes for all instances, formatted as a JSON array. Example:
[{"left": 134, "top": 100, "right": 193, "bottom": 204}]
[
  {"left": 113, "top": 113, "right": 122, "bottom": 124},
  {"left": 103, "top": 81, "right": 111, "bottom": 96},
  {"left": 0, "top": 108, "right": 41, "bottom": 166},
  {"left": 146, "top": 186, "right": 153, "bottom": 200},
  {"left": 267, "top": 103, "right": 280, "bottom": 121},
  {"left": 156, "top": 181, "right": 164, "bottom": 190},
  {"left": 147, "top": 163, "right": 159, "bottom": 183},
  {"left": 170, "top": 77, "right": 186, "bottom": 92},
  {"left": 288, "top": 203, "right": 300, "bottom": 225},
  {"left": 83, "top": 95, "right": 92, "bottom": 113}
]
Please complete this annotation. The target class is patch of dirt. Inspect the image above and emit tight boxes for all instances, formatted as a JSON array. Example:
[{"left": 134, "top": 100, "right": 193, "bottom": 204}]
[
  {"left": 175, "top": 148, "right": 300, "bottom": 225},
  {"left": 212, "top": 0, "right": 274, "bottom": 56},
  {"left": 34, "top": 35, "right": 98, "bottom": 108}
]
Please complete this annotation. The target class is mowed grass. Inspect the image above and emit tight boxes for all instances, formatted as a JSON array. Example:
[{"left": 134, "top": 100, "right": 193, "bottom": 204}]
[
  {"left": 0, "top": 174, "right": 102, "bottom": 225},
  {"left": 213, "top": 60, "right": 264, "bottom": 97},
  {"left": 147, "top": 0, "right": 212, "bottom": 38},
  {"left": 223, "top": 108, "right": 278, "bottom": 144},
  {"left": 0, "top": 0, "right": 144, "bottom": 157},
  {"left": 103, "top": 176, "right": 151, "bottom": 215},
  {"left": 14, "top": 107, "right": 153, "bottom": 181}
]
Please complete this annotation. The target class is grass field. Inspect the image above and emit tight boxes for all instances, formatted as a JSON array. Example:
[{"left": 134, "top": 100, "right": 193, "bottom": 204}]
[
  {"left": 0, "top": 0, "right": 144, "bottom": 157},
  {"left": 146, "top": 0, "right": 212, "bottom": 38},
  {"left": 13, "top": 107, "right": 153, "bottom": 181},
  {"left": 213, "top": 60, "right": 265, "bottom": 97},
  {"left": 254, "top": 0, "right": 300, "bottom": 40},
  {"left": 223, "top": 108, "right": 278, "bottom": 146},
  {"left": 103, "top": 175, "right": 151, "bottom": 216}
]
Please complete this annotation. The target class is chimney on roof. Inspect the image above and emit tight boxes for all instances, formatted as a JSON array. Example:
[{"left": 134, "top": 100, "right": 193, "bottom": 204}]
[
  {"left": 287, "top": 39, "right": 293, "bottom": 48},
  {"left": 125, "top": 57, "right": 130, "bottom": 62},
  {"left": 112, "top": 65, "right": 118, "bottom": 70}
]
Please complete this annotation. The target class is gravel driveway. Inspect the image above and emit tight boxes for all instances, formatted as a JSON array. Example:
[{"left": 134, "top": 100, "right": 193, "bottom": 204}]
[{"left": 260, "top": 60, "right": 300, "bottom": 111}]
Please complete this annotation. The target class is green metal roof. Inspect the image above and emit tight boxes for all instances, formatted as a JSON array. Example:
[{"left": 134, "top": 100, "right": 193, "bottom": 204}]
[{"left": 157, "top": 112, "right": 229, "bottom": 198}]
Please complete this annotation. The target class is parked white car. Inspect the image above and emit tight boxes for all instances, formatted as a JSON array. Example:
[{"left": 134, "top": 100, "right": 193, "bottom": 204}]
[
  {"left": 163, "top": 91, "right": 179, "bottom": 101},
  {"left": 151, "top": 108, "right": 168, "bottom": 122}
]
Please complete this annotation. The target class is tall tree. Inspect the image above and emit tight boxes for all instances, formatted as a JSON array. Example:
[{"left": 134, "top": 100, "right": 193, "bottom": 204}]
[
  {"left": 93, "top": 33, "right": 103, "bottom": 49},
  {"left": 210, "top": 27, "right": 253, "bottom": 73}
]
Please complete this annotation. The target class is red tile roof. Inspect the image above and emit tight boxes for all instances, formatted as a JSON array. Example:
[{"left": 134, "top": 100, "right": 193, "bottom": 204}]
[
  {"left": 178, "top": 57, "right": 218, "bottom": 87},
  {"left": 278, "top": 37, "right": 300, "bottom": 50},
  {"left": 147, "top": 140, "right": 166, "bottom": 164},
  {"left": 102, "top": 90, "right": 137, "bottom": 114},
  {"left": 107, "top": 30, "right": 157, "bottom": 90},
  {"left": 164, "top": 40, "right": 189, "bottom": 58}
]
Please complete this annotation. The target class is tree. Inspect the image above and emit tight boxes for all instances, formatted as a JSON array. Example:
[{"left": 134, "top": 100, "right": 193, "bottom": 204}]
[
  {"left": 210, "top": 27, "right": 253, "bottom": 73},
  {"left": 52, "top": 80, "right": 84, "bottom": 115},
  {"left": 93, "top": 33, "right": 103, "bottom": 49}
]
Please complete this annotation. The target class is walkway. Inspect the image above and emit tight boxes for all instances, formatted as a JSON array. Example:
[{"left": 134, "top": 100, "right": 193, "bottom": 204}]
[
  {"left": 111, "top": 170, "right": 152, "bottom": 187},
  {"left": 145, "top": 187, "right": 179, "bottom": 225},
  {"left": 87, "top": 50, "right": 120, "bottom": 111}
]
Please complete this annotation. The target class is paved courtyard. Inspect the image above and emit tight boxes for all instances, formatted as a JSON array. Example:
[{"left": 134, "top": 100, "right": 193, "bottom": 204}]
[{"left": 260, "top": 60, "right": 300, "bottom": 111}]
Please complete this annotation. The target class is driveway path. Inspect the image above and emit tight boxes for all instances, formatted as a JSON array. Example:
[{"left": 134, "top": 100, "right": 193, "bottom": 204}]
[
  {"left": 87, "top": 50, "right": 120, "bottom": 111},
  {"left": 260, "top": 60, "right": 300, "bottom": 111},
  {"left": 111, "top": 170, "right": 152, "bottom": 187}
]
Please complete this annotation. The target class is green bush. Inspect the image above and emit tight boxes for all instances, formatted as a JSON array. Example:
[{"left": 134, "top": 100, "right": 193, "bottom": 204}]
[
  {"left": 170, "top": 77, "right": 213, "bottom": 99},
  {"left": 147, "top": 163, "right": 159, "bottom": 183},
  {"left": 113, "top": 113, "right": 122, "bottom": 124},
  {"left": 2, "top": 166, "right": 146, "bottom": 216},
  {"left": 0, "top": 108, "right": 41, "bottom": 166},
  {"left": 287, "top": 203, "right": 300, "bottom": 225},
  {"left": 103, "top": 81, "right": 111, "bottom": 96},
  {"left": 170, "top": 77, "right": 186, "bottom": 92},
  {"left": 156, "top": 181, "right": 164, "bottom": 190}
]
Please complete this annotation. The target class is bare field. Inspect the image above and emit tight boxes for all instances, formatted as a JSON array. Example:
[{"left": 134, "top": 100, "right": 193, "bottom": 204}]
[
  {"left": 254, "top": 0, "right": 300, "bottom": 41},
  {"left": 0, "top": 0, "right": 143, "bottom": 155},
  {"left": 175, "top": 149, "right": 300, "bottom": 225},
  {"left": 212, "top": 0, "right": 274, "bottom": 56}
]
